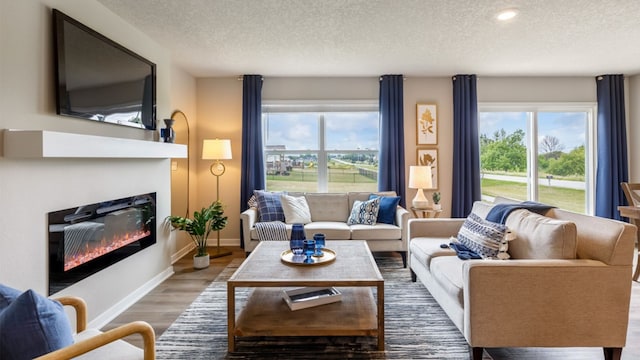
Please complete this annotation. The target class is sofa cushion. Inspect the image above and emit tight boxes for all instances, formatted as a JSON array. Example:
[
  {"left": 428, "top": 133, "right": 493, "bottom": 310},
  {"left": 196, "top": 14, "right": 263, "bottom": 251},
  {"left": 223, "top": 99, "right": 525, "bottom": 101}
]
[
  {"left": 254, "top": 190, "right": 285, "bottom": 222},
  {"left": 505, "top": 209, "right": 577, "bottom": 259},
  {"left": 0, "top": 284, "right": 22, "bottom": 310},
  {"left": 280, "top": 194, "right": 312, "bottom": 224},
  {"left": 305, "top": 193, "right": 350, "bottom": 222},
  {"left": 430, "top": 256, "right": 465, "bottom": 308},
  {"left": 0, "top": 289, "right": 74, "bottom": 359},
  {"left": 73, "top": 329, "right": 143, "bottom": 359},
  {"left": 350, "top": 223, "right": 401, "bottom": 240},
  {"left": 347, "top": 197, "right": 380, "bottom": 225},
  {"left": 368, "top": 194, "right": 401, "bottom": 225},
  {"left": 303, "top": 222, "right": 351, "bottom": 239},
  {"left": 457, "top": 212, "right": 507, "bottom": 259},
  {"left": 409, "top": 238, "right": 457, "bottom": 270}
]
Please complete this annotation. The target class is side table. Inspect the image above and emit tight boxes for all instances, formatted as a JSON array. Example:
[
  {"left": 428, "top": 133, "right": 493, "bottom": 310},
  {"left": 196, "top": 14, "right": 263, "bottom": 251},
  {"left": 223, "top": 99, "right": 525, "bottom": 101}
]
[{"left": 411, "top": 207, "right": 442, "bottom": 218}]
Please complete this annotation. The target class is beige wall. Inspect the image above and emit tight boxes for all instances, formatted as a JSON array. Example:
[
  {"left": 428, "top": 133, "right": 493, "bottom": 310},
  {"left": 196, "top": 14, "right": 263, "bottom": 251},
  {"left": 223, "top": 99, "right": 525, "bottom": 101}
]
[
  {"left": 196, "top": 78, "right": 243, "bottom": 245},
  {"left": 168, "top": 65, "right": 198, "bottom": 258},
  {"left": 0, "top": 0, "right": 194, "bottom": 327}
]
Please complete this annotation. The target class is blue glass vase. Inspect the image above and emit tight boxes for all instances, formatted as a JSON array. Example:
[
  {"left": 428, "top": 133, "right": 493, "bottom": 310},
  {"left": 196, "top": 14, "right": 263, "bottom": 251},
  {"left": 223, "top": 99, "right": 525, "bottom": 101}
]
[{"left": 290, "top": 223, "right": 306, "bottom": 256}]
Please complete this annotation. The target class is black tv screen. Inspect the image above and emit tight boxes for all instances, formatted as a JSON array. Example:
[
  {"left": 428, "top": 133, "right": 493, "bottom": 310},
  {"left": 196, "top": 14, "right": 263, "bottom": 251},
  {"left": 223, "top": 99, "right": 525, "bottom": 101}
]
[{"left": 53, "top": 9, "right": 156, "bottom": 130}]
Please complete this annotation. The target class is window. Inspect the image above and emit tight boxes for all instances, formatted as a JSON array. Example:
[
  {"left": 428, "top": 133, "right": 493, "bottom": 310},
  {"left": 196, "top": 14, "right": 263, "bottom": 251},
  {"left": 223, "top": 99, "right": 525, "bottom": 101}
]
[
  {"left": 262, "top": 101, "right": 379, "bottom": 193},
  {"left": 478, "top": 103, "right": 596, "bottom": 214}
]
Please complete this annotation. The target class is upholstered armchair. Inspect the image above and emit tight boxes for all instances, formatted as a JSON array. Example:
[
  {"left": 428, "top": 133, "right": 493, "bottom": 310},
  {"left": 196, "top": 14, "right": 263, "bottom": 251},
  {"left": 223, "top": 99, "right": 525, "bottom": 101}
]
[
  {"left": 35, "top": 296, "right": 155, "bottom": 360},
  {"left": 0, "top": 284, "right": 155, "bottom": 360}
]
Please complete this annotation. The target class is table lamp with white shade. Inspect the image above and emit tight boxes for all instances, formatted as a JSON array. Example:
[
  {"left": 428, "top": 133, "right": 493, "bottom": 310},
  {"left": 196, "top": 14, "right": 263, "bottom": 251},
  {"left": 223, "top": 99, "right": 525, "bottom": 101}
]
[
  {"left": 202, "top": 138, "right": 232, "bottom": 258},
  {"left": 408, "top": 165, "right": 433, "bottom": 209}
]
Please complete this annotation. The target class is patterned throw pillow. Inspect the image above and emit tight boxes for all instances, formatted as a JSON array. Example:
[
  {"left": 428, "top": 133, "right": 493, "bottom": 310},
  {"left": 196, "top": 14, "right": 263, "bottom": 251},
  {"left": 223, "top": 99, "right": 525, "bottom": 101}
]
[
  {"left": 457, "top": 212, "right": 507, "bottom": 259},
  {"left": 347, "top": 197, "right": 381, "bottom": 225},
  {"left": 280, "top": 194, "right": 312, "bottom": 224},
  {"left": 254, "top": 190, "right": 285, "bottom": 222},
  {"left": 247, "top": 194, "right": 258, "bottom": 208}
]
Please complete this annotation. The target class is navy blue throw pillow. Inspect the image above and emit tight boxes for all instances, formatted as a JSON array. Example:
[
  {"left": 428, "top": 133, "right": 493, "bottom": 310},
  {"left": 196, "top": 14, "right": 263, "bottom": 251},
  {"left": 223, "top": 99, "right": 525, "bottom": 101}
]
[
  {"left": 369, "top": 194, "right": 401, "bottom": 225},
  {"left": 0, "top": 284, "right": 22, "bottom": 311},
  {"left": 0, "top": 289, "right": 74, "bottom": 359}
]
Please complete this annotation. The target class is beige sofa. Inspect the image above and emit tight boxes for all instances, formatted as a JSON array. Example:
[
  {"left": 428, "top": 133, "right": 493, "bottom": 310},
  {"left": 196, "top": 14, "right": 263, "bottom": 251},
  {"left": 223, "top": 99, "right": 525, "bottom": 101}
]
[
  {"left": 240, "top": 191, "right": 410, "bottom": 266},
  {"left": 408, "top": 200, "right": 636, "bottom": 360}
]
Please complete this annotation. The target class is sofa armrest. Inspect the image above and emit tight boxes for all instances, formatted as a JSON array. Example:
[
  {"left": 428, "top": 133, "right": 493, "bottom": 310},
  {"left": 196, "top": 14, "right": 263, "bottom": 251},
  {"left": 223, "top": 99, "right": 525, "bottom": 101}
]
[
  {"left": 240, "top": 207, "right": 258, "bottom": 250},
  {"left": 462, "top": 259, "right": 632, "bottom": 347},
  {"left": 408, "top": 218, "right": 465, "bottom": 239},
  {"left": 395, "top": 206, "right": 411, "bottom": 248}
]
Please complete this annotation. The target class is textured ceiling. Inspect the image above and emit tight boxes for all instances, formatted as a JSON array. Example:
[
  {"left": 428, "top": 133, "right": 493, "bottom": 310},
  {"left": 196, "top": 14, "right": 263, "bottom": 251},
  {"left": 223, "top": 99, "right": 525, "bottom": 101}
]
[{"left": 96, "top": 0, "right": 640, "bottom": 77}]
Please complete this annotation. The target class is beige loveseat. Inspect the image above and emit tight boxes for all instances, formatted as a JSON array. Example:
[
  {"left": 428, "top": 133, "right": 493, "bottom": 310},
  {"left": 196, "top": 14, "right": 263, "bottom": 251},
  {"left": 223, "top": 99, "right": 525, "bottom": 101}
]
[
  {"left": 408, "top": 200, "right": 636, "bottom": 360},
  {"left": 240, "top": 191, "right": 410, "bottom": 266}
]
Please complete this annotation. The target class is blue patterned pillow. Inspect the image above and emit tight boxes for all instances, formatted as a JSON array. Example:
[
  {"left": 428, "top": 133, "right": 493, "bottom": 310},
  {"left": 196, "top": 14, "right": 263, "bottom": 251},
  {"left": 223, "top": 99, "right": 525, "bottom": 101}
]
[
  {"left": 368, "top": 194, "right": 401, "bottom": 225},
  {"left": 347, "top": 197, "right": 381, "bottom": 225},
  {"left": 457, "top": 212, "right": 507, "bottom": 258},
  {"left": 254, "top": 190, "right": 285, "bottom": 222},
  {"left": 0, "top": 289, "right": 74, "bottom": 359}
]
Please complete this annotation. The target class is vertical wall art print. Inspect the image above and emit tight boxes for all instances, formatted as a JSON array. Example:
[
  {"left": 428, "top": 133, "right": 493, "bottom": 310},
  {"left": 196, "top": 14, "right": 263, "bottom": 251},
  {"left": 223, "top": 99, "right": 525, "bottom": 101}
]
[
  {"left": 416, "top": 103, "right": 438, "bottom": 145},
  {"left": 417, "top": 148, "right": 438, "bottom": 190}
]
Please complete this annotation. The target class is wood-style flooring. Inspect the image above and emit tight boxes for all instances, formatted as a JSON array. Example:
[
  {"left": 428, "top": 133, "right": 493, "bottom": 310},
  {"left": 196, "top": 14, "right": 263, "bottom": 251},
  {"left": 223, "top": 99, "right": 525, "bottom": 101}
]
[{"left": 103, "top": 247, "right": 640, "bottom": 359}]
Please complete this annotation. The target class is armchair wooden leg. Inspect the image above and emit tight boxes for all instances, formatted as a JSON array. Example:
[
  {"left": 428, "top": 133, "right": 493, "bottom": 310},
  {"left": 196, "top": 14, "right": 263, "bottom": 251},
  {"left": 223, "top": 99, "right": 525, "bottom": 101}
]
[
  {"left": 410, "top": 269, "right": 417, "bottom": 282},
  {"left": 603, "top": 347, "right": 622, "bottom": 360},
  {"left": 470, "top": 346, "right": 484, "bottom": 360}
]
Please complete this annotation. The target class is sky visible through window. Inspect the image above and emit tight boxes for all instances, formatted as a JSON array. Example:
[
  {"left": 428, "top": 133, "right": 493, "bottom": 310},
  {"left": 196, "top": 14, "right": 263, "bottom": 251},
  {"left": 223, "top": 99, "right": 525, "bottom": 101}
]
[
  {"left": 264, "top": 112, "right": 379, "bottom": 151},
  {"left": 478, "top": 112, "right": 586, "bottom": 151}
]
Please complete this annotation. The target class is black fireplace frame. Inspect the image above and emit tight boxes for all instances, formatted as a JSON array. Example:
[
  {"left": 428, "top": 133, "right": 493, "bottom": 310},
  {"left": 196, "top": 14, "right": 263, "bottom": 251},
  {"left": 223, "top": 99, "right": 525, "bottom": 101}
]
[{"left": 48, "top": 192, "right": 156, "bottom": 295}]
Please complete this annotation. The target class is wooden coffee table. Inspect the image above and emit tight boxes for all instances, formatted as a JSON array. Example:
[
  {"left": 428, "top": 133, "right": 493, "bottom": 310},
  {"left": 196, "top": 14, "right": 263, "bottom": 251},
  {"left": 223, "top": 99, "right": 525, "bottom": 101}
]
[{"left": 227, "top": 240, "right": 384, "bottom": 352}]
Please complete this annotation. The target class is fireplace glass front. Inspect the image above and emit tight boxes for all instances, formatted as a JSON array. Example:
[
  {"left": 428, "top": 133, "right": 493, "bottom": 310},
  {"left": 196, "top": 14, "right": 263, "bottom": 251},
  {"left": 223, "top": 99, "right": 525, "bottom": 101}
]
[{"left": 48, "top": 192, "right": 156, "bottom": 295}]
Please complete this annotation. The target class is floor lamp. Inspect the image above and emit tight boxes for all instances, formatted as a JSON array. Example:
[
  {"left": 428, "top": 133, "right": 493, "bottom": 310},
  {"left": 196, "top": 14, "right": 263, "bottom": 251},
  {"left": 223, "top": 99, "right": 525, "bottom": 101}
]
[{"left": 202, "top": 139, "right": 232, "bottom": 258}]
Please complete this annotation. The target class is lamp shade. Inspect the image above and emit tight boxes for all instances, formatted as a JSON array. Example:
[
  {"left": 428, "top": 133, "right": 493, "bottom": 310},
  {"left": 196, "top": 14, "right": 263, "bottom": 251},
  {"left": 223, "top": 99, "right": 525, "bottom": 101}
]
[
  {"left": 202, "top": 139, "right": 232, "bottom": 160},
  {"left": 408, "top": 165, "right": 433, "bottom": 189}
]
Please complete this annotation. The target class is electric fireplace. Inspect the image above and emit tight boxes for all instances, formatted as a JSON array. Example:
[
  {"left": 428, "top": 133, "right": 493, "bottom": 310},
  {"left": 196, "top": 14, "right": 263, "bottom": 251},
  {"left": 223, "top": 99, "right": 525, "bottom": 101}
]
[{"left": 48, "top": 192, "right": 156, "bottom": 295}]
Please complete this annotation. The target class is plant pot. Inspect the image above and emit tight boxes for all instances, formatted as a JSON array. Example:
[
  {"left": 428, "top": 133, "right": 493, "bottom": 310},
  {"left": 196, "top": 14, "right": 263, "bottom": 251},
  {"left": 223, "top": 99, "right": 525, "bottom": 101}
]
[
  {"left": 193, "top": 253, "right": 210, "bottom": 269},
  {"left": 432, "top": 204, "right": 442, "bottom": 211}
]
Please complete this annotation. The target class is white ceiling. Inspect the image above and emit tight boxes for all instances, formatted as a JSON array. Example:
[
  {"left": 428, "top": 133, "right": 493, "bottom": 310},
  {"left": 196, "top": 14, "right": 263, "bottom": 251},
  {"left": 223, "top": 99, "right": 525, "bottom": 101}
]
[{"left": 96, "top": 0, "right": 640, "bottom": 78}]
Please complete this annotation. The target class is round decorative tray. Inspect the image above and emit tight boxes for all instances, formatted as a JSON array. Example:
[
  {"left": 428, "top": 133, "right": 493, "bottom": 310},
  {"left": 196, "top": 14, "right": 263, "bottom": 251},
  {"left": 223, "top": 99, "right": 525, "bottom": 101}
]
[{"left": 280, "top": 248, "right": 337, "bottom": 266}]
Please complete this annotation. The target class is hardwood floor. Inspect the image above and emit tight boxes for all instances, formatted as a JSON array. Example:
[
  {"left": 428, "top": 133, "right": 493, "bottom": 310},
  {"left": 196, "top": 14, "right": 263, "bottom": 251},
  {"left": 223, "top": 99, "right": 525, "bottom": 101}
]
[
  {"left": 101, "top": 246, "right": 245, "bottom": 347},
  {"left": 103, "top": 247, "right": 640, "bottom": 359}
]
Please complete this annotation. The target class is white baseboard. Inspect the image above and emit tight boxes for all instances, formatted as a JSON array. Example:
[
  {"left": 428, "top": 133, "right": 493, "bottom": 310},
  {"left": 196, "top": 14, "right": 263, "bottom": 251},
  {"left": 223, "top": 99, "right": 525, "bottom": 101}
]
[
  {"left": 172, "top": 243, "right": 195, "bottom": 264},
  {"left": 87, "top": 266, "right": 175, "bottom": 329}
]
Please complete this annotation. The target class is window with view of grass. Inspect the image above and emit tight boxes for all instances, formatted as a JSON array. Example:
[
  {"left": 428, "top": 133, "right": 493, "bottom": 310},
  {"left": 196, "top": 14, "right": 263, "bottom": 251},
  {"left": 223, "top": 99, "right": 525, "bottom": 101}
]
[
  {"left": 478, "top": 104, "right": 595, "bottom": 214},
  {"left": 262, "top": 102, "right": 379, "bottom": 193}
]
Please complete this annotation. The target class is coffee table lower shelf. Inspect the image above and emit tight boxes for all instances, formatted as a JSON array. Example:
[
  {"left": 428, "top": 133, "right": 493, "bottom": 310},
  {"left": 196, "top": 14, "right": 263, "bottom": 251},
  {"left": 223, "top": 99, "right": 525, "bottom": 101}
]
[{"left": 233, "top": 287, "right": 379, "bottom": 338}]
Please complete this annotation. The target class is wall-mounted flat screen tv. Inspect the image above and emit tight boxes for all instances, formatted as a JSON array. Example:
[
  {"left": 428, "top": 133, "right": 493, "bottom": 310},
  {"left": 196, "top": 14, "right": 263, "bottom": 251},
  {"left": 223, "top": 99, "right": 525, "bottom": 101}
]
[{"left": 52, "top": 9, "right": 156, "bottom": 130}]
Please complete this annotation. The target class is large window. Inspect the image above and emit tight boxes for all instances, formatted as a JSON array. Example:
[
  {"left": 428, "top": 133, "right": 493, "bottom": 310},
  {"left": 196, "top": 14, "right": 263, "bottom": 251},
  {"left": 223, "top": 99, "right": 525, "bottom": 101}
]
[
  {"left": 478, "top": 104, "right": 596, "bottom": 214},
  {"left": 262, "top": 101, "right": 379, "bottom": 193}
]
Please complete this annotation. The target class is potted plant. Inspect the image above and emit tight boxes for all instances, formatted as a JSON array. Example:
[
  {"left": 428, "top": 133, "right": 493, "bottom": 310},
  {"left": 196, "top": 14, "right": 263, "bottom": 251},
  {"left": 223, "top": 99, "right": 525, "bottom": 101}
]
[
  {"left": 432, "top": 192, "right": 441, "bottom": 210},
  {"left": 167, "top": 201, "right": 228, "bottom": 269}
]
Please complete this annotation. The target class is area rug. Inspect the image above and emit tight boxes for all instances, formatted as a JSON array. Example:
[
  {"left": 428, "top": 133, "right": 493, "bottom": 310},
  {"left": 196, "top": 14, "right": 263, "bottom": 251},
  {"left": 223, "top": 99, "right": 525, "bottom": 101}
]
[{"left": 156, "top": 255, "right": 479, "bottom": 359}]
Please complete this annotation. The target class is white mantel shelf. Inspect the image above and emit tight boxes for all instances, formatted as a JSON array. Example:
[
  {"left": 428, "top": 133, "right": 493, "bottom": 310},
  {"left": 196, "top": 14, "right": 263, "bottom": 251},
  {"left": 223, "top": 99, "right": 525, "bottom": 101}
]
[{"left": 3, "top": 129, "right": 187, "bottom": 159}]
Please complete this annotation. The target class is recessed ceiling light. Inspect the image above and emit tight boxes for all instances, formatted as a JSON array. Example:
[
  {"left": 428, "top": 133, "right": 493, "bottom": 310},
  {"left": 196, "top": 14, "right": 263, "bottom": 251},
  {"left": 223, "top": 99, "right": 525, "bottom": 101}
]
[{"left": 496, "top": 8, "right": 519, "bottom": 21}]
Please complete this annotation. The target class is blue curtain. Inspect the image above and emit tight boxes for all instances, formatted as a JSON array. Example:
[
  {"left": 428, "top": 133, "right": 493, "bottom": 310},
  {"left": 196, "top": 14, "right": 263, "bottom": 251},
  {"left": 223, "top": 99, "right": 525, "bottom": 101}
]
[
  {"left": 240, "top": 75, "right": 264, "bottom": 247},
  {"left": 451, "top": 75, "right": 481, "bottom": 218},
  {"left": 595, "top": 74, "right": 628, "bottom": 220},
  {"left": 378, "top": 75, "right": 406, "bottom": 207}
]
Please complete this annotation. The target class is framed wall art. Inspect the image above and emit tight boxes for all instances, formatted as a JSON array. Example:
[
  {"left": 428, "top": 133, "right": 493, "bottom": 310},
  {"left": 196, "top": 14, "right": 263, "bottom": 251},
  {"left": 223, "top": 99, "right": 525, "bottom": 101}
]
[
  {"left": 416, "top": 148, "right": 439, "bottom": 190},
  {"left": 416, "top": 103, "right": 438, "bottom": 145}
]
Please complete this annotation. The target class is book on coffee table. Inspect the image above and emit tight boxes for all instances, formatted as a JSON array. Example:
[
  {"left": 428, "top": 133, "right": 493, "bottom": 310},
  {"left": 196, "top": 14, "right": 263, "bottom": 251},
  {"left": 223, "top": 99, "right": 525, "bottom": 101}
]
[{"left": 282, "top": 287, "right": 342, "bottom": 311}]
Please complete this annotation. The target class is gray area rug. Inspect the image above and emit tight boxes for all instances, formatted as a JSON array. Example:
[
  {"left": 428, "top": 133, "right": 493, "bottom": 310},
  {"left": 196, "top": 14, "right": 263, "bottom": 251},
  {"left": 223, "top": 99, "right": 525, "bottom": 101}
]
[{"left": 156, "top": 255, "right": 477, "bottom": 359}]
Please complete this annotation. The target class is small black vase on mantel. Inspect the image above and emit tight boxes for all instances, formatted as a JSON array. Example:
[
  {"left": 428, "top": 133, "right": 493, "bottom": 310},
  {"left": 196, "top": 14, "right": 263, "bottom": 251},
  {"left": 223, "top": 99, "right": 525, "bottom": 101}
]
[{"left": 161, "top": 118, "right": 175, "bottom": 143}]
